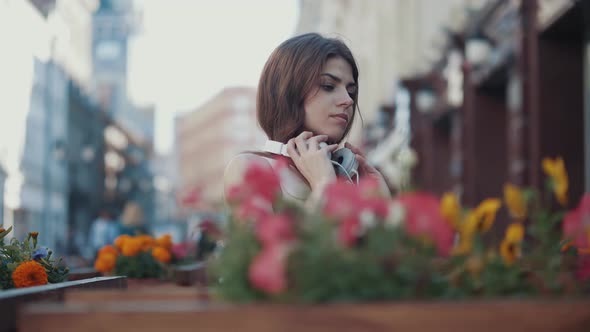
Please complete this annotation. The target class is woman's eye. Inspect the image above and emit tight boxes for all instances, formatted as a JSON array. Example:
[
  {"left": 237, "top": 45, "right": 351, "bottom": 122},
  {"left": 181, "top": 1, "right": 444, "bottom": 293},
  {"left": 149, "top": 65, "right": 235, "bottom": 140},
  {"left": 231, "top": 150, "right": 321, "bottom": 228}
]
[{"left": 321, "top": 84, "right": 334, "bottom": 91}]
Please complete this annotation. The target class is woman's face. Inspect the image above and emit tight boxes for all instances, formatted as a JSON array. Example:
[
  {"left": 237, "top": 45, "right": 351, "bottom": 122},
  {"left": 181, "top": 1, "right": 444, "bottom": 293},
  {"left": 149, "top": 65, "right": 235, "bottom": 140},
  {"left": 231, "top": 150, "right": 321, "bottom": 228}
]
[{"left": 303, "top": 56, "right": 356, "bottom": 143}]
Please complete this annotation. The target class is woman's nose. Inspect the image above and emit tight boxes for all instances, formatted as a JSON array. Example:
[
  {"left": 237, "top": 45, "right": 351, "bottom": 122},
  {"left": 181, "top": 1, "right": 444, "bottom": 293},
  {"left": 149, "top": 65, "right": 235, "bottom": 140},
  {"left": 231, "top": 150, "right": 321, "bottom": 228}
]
[{"left": 337, "top": 89, "right": 354, "bottom": 108}]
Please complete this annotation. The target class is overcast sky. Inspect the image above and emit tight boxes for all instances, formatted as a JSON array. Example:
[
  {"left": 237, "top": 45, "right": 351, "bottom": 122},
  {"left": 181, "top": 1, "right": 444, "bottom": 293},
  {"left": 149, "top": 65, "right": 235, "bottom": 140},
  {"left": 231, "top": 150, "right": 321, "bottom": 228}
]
[{"left": 127, "top": 0, "right": 299, "bottom": 154}]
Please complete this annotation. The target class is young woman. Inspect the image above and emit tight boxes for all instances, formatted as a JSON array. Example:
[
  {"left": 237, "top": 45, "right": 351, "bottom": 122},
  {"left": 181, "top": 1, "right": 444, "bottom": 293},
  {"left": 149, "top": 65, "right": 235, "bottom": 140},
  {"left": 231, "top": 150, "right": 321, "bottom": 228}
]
[{"left": 224, "top": 33, "right": 390, "bottom": 208}]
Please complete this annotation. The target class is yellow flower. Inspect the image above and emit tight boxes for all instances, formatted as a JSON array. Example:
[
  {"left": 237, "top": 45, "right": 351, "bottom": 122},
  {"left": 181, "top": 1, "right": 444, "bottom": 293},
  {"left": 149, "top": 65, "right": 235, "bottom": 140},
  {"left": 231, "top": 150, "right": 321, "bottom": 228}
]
[
  {"left": 500, "top": 223, "right": 525, "bottom": 265},
  {"left": 452, "top": 199, "right": 501, "bottom": 256},
  {"left": 452, "top": 212, "right": 479, "bottom": 256},
  {"left": 441, "top": 192, "right": 461, "bottom": 229},
  {"left": 542, "top": 157, "right": 568, "bottom": 206},
  {"left": 505, "top": 223, "right": 525, "bottom": 242},
  {"left": 12, "top": 261, "right": 48, "bottom": 288},
  {"left": 503, "top": 183, "right": 527, "bottom": 220},
  {"left": 473, "top": 198, "right": 502, "bottom": 233},
  {"left": 500, "top": 240, "right": 521, "bottom": 265}
]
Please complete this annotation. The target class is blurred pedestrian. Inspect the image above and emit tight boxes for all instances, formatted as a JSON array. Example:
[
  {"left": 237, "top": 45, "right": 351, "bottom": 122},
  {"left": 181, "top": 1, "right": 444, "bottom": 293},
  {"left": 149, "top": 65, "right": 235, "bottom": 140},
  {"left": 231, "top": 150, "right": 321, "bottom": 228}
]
[
  {"left": 118, "top": 201, "right": 149, "bottom": 236},
  {"left": 88, "top": 209, "right": 119, "bottom": 257}
]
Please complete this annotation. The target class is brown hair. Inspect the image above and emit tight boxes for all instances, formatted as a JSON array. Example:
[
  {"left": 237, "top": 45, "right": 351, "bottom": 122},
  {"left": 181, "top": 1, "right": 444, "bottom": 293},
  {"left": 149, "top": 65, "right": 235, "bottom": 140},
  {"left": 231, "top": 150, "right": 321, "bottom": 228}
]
[{"left": 257, "top": 33, "right": 360, "bottom": 143}]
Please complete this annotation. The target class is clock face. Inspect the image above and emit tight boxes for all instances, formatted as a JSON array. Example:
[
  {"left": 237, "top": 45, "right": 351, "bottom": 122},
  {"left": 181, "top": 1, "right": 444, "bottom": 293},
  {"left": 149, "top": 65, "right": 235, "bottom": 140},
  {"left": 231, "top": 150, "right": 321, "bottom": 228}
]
[{"left": 96, "top": 40, "right": 122, "bottom": 61}]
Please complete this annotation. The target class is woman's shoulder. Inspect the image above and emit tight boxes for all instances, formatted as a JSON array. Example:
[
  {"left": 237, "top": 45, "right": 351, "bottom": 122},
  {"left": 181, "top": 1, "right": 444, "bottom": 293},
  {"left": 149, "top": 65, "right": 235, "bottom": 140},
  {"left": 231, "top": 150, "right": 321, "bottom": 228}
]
[
  {"left": 223, "top": 152, "right": 274, "bottom": 190},
  {"left": 225, "top": 152, "right": 274, "bottom": 172}
]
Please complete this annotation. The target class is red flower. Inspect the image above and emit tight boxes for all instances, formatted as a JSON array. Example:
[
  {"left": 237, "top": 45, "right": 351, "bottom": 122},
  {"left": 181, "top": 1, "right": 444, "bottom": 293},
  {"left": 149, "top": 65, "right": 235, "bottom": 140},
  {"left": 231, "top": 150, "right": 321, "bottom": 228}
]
[
  {"left": 248, "top": 244, "right": 290, "bottom": 295},
  {"left": 255, "top": 214, "right": 296, "bottom": 247},
  {"left": 562, "top": 194, "right": 590, "bottom": 253},
  {"left": 397, "top": 192, "right": 455, "bottom": 256}
]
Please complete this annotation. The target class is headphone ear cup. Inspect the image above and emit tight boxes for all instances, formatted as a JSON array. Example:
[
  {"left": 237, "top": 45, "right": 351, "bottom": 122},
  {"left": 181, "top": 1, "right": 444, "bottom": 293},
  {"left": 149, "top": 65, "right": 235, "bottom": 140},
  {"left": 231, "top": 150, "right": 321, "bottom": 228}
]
[{"left": 332, "top": 148, "right": 358, "bottom": 176}]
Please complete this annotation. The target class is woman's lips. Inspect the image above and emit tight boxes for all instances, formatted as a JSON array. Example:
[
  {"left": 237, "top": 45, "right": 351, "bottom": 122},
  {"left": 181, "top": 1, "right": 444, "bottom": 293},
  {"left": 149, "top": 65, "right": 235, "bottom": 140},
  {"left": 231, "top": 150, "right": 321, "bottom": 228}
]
[{"left": 330, "top": 113, "right": 349, "bottom": 124}]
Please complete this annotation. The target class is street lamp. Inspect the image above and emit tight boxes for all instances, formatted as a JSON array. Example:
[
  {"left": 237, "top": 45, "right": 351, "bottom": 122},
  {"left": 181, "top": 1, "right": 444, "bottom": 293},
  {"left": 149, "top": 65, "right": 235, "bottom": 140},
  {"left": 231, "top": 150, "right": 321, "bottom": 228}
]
[
  {"left": 415, "top": 88, "right": 437, "bottom": 114},
  {"left": 465, "top": 34, "right": 492, "bottom": 67}
]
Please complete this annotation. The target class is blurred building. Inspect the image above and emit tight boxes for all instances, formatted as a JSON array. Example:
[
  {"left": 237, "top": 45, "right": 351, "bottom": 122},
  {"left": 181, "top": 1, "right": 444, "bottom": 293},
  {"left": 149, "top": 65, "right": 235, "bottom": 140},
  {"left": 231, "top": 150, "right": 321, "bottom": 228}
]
[
  {"left": 150, "top": 152, "right": 185, "bottom": 241},
  {"left": 66, "top": 81, "right": 106, "bottom": 256},
  {"left": 0, "top": 165, "right": 5, "bottom": 227},
  {"left": 176, "top": 87, "right": 265, "bottom": 207},
  {"left": 30, "top": 0, "right": 99, "bottom": 89},
  {"left": 394, "top": 0, "right": 589, "bottom": 240},
  {"left": 20, "top": 58, "right": 70, "bottom": 248},
  {"left": 92, "top": 0, "right": 156, "bottom": 227},
  {"left": 0, "top": 0, "right": 98, "bottom": 249}
]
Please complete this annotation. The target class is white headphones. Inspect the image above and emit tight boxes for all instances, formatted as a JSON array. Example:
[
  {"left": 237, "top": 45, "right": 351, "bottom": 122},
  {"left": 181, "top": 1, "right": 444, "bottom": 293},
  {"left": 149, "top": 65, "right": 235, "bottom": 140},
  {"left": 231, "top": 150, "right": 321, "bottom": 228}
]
[{"left": 263, "top": 140, "right": 359, "bottom": 184}]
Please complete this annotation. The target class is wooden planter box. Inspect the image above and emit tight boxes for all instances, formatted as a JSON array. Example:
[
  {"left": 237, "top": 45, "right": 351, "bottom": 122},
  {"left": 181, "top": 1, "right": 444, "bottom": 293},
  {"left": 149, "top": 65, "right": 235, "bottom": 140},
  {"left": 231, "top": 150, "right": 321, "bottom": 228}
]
[
  {"left": 18, "top": 298, "right": 590, "bottom": 332},
  {"left": 0, "top": 276, "right": 125, "bottom": 332}
]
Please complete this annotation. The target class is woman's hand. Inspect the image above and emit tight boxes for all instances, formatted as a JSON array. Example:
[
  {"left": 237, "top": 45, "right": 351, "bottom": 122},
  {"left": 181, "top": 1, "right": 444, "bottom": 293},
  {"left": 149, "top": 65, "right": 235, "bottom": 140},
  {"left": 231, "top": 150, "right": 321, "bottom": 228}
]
[
  {"left": 345, "top": 142, "right": 392, "bottom": 197},
  {"left": 287, "top": 131, "right": 339, "bottom": 192}
]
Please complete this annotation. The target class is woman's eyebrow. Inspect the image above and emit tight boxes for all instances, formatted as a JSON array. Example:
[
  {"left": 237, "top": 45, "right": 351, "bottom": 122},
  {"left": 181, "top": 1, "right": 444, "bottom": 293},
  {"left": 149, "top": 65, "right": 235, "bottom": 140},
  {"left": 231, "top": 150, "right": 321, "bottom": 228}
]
[{"left": 321, "top": 73, "right": 356, "bottom": 86}]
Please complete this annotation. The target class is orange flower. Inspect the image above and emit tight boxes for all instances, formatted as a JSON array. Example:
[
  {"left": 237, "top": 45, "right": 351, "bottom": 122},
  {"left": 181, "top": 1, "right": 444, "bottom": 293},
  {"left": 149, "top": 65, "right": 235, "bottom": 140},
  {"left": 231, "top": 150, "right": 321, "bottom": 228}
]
[
  {"left": 29, "top": 232, "right": 39, "bottom": 240},
  {"left": 114, "top": 234, "right": 131, "bottom": 250},
  {"left": 98, "top": 245, "right": 118, "bottom": 257},
  {"left": 137, "top": 235, "right": 155, "bottom": 251},
  {"left": 94, "top": 252, "right": 117, "bottom": 274},
  {"left": 152, "top": 246, "right": 171, "bottom": 264},
  {"left": 12, "top": 261, "right": 48, "bottom": 288},
  {"left": 155, "top": 234, "right": 173, "bottom": 250},
  {"left": 121, "top": 237, "right": 142, "bottom": 257}
]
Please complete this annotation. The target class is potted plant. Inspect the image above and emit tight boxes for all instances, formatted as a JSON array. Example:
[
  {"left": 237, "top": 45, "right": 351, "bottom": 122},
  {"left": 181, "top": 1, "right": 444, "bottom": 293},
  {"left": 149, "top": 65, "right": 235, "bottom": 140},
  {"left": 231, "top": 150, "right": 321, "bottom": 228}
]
[{"left": 0, "top": 229, "right": 68, "bottom": 290}]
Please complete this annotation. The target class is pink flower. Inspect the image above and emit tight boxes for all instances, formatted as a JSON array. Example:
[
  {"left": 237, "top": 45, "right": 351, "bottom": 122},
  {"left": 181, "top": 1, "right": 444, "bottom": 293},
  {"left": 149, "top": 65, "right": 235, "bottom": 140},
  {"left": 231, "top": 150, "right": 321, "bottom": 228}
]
[
  {"left": 323, "top": 179, "right": 361, "bottom": 219},
  {"left": 255, "top": 214, "right": 296, "bottom": 247},
  {"left": 248, "top": 244, "right": 290, "bottom": 295},
  {"left": 323, "top": 178, "right": 389, "bottom": 220},
  {"left": 243, "top": 162, "right": 282, "bottom": 203},
  {"left": 171, "top": 242, "right": 193, "bottom": 260},
  {"left": 397, "top": 192, "right": 455, "bottom": 256},
  {"left": 199, "top": 219, "right": 222, "bottom": 238},
  {"left": 235, "top": 196, "right": 273, "bottom": 223},
  {"left": 338, "top": 216, "right": 361, "bottom": 248},
  {"left": 181, "top": 187, "right": 202, "bottom": 207},
  {"left": 562, "top": 194, "right": 590, "bottom": 253},
  {"left": 227, "top": 161, "right": 282, "bottom": 206}
]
